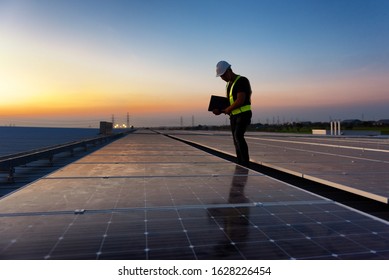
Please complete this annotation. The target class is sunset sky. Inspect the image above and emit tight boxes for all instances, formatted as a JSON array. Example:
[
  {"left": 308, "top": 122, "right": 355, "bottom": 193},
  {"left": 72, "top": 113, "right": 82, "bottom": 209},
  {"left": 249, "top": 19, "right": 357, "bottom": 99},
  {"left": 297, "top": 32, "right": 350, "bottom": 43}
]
[{"left": 1, "top": 0, "right": 388, "bottom": 127}]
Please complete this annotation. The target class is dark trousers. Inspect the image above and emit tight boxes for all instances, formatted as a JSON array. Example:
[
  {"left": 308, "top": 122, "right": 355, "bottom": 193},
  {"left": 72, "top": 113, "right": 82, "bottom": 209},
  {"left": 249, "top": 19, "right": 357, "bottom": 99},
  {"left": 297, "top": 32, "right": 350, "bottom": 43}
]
[{"left": 230, "top": 111, "right": 252, "bottom": 167}]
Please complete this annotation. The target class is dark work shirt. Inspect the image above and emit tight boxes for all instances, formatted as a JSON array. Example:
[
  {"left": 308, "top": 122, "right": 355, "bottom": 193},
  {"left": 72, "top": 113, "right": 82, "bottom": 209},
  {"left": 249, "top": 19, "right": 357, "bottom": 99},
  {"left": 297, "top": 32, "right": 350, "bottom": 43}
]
[{"left": 226, "top": 76, "right": 252, "bottom": 106}]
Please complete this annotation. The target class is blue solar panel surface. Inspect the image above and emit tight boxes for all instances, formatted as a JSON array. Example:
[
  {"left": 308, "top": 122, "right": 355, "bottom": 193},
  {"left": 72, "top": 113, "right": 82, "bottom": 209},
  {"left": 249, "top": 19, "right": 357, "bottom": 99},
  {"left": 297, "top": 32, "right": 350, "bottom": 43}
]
[{"left": 0, "top": 130, "right": 389, "bottom": 259}]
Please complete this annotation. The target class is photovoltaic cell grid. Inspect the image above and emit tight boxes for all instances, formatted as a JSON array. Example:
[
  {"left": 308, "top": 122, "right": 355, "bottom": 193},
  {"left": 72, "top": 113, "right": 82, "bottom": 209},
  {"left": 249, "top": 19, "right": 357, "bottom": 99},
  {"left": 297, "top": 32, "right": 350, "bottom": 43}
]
[
  {"left": 0, "top": 130, "right": 389, "bottom": 260},
  {"left": 168, "top": 131, "right": 389, "bottom": 203}
]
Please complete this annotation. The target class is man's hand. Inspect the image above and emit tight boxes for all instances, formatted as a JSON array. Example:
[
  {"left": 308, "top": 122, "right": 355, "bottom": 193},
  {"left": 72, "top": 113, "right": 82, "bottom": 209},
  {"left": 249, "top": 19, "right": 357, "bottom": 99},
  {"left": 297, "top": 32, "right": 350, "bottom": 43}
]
[
  {"left": 212, "top": 109, "right": 222, "bottom": 115},
  {"left": 224, "top": 107, "right": 231, "bottom": 115}
]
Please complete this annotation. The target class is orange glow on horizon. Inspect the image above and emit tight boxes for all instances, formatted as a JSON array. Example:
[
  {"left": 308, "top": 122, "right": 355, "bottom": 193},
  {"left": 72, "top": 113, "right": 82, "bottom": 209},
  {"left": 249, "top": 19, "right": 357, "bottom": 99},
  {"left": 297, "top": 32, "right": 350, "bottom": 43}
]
[{"left": 0, "top": 89, "right": 205, "bottom": 118}]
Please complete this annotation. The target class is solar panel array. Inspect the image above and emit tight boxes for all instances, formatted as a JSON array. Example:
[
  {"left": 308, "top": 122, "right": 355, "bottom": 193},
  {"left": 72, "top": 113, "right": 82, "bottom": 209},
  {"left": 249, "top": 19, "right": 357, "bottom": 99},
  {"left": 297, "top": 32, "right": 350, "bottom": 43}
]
[
  {"left": 171, "top": 131, "right": 389, "bottom": 203},
  {"left": 0, "top": 130, "right": 389, "bottom": 259}
]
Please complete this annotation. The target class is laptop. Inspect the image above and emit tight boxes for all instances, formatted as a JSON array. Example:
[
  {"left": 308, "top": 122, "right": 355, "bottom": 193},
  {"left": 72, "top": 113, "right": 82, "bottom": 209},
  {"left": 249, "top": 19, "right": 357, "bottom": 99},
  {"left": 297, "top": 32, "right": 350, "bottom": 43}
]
[{"left": 208, "top": 95, "right": 229, "bottom": 111}]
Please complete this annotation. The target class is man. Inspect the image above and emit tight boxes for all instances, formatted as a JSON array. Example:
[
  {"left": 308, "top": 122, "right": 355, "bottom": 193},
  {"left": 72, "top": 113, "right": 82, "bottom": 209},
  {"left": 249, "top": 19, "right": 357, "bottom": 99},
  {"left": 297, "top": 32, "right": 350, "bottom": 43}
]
[{"left": 213, "top": 60, "right": 252, "bottom": 167}]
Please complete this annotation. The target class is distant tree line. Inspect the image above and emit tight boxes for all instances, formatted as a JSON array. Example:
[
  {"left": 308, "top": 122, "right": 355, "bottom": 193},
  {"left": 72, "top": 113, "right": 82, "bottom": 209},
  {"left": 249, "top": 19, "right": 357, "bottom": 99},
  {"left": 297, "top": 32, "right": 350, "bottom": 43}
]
[{"left": 173, "top": 119, "right": 389, "bottom": 135}]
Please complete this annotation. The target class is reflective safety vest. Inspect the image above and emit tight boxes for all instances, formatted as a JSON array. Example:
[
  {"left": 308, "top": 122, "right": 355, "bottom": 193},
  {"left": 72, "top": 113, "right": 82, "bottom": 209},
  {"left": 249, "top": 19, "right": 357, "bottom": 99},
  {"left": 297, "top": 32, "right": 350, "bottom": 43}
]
[{"left": 227, "top": 75, "right": 251, "bottom": 115}]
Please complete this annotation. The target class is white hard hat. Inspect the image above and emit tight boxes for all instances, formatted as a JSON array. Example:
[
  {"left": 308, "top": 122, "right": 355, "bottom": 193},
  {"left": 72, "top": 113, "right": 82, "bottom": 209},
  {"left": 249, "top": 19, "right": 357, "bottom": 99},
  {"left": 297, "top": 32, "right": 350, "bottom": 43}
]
[{"left": 216, "top": 60, "right": 231, "bottom": 77}]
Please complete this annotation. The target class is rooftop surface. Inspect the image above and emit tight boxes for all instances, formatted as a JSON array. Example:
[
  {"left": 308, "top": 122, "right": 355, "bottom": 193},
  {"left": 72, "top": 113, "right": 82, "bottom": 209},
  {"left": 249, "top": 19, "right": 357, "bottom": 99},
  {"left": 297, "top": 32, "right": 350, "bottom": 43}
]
[{"left": 0, "top": 129, "right": 388, "bottom": 260}]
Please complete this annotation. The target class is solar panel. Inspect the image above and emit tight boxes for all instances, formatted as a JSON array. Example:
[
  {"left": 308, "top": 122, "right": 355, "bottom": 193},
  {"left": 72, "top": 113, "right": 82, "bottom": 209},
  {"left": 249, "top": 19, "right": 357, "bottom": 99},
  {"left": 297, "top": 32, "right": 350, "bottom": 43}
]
[
  {"left": 169, "top": 131, "right": 389, "bottom": 203},
  {"left": 1, "top": 130, "right": 389, "bottom": 260}
]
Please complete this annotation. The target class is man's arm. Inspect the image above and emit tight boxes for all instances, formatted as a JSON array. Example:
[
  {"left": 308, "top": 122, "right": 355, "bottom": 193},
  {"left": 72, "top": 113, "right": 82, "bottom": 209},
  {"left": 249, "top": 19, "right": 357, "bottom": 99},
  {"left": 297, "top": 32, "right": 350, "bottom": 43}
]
[{"left": 224, "top": 92, "right": 246, "bottom": 115}]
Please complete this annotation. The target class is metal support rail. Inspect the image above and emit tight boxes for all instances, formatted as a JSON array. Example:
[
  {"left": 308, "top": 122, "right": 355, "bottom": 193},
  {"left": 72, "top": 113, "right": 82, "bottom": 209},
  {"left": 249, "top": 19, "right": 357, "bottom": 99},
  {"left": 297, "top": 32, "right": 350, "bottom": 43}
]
[{"left": 0, "top": 130, "right": 133, "bottom": 182}]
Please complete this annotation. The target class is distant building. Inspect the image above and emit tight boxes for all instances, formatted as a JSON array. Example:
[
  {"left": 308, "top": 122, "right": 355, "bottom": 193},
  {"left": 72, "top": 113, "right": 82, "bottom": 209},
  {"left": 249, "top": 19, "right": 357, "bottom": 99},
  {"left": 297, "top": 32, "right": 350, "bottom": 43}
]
[{"left": 99, "top": 121, "right": 113, "bottom": 135}]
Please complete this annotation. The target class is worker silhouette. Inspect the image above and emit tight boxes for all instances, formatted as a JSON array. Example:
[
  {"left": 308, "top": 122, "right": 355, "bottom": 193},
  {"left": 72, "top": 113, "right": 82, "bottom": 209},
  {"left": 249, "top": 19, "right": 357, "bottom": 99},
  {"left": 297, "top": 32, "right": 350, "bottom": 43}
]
[{"left": 213, "top": 61, "right": 252, "bottom": 167}]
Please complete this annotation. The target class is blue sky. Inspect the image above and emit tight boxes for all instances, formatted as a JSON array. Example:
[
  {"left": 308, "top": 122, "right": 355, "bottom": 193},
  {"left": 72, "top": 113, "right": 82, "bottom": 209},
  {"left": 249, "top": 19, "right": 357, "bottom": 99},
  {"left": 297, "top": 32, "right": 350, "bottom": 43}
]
[{"left": 0, "top": 0, "right": 388, "bottom": 127}]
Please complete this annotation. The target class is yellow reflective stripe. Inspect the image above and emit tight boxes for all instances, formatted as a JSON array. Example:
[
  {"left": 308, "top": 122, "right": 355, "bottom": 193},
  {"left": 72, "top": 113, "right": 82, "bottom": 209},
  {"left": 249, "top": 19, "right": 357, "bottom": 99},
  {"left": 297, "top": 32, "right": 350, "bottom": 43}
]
[
  {"left": 228, "top": 75, "right": 241, "bottom": 105},
  {"left": 231, "top": 104, "right": 251, "bottom": 115},
  {"left": 227, "top": 75, "right": 251, "bottom": 115}
]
